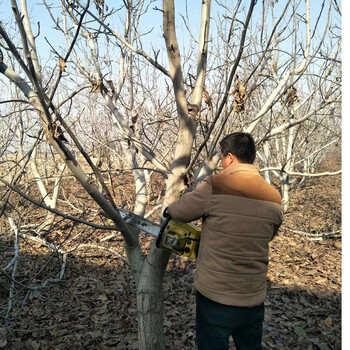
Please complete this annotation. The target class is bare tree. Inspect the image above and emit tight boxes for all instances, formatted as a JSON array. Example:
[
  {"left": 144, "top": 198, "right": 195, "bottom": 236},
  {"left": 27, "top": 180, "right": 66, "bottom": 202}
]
[
  {"left": 0, "top": 0, "right": 214, "bottom": 347},
  {"left": 0, "top": 0, "right": 341, "bottom": 348}
]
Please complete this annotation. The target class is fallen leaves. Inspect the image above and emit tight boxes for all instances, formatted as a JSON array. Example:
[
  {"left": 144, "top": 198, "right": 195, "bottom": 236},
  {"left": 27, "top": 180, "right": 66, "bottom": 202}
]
[
  {"left": 263, "top": 172, "right": 341, "bottom": 349},
  {"left": 0, "top": 169, "right": 341, "bottom": 349},
  {"left": 324, "top": 317, "right": 333, "bottom": 328}
]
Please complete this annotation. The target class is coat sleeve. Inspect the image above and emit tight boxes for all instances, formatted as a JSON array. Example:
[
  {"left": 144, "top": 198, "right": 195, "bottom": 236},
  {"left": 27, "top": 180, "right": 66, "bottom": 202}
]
[{"left": 167, "top": 176, "right": 212, "bottom": 223}]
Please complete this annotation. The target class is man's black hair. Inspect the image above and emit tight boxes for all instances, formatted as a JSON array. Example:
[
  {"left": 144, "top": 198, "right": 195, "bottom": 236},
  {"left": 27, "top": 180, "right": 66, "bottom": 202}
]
[{"left": 220, "top": 132, "right": 256, "bottom": 164}]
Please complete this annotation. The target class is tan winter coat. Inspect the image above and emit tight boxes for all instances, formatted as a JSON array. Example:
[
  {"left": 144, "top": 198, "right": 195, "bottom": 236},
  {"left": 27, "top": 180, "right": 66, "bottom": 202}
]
[{"left": 167, "top": 163, "right": 282, "bottom": 307}]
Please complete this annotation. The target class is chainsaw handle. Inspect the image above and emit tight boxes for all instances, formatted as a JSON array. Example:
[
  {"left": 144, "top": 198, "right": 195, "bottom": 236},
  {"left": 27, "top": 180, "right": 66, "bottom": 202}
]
[
  {"left": 162, "top": 207, "right": 170, "bottom": 218},
  {"left": 156, "top": 213, "right": 172, "bottom": 248}
]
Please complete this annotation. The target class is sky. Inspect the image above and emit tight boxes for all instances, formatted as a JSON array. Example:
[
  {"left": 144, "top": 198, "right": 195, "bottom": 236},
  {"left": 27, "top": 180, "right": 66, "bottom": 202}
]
[{"left": 0, "top": 0, "right": 338, "bottom": 63}]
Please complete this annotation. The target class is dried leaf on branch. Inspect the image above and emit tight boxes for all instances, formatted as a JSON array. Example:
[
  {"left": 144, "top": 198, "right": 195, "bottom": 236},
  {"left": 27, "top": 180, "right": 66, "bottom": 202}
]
[
  {"left": 203, "top": 86, "right": 212, "bottom": 109},
  {"left": 286, "top": 87, "right": 299, "bottom": 107},
  {"left": 52, "top": 121, "right": 69, "bottom": 143},
  {"left": 59, "top": 57, "right": 66, "bottom": 72},
  {"left": 232, "top": 75, "right": 247, "bottom": 113},
  {"left": 106, "top": 80, "right": 115, "bottom": 94},
  {"left": 91, "top": 80, "right": 105, "bottom": 93},
  {"left": 94, "top": 0, "right": 106, "bottom": 17}
]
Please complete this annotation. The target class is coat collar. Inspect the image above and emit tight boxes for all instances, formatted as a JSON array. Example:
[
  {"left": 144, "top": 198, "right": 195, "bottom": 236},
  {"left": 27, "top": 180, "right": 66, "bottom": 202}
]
[{"left": 222, "top": 163, "right": 260, "bottom": 176}]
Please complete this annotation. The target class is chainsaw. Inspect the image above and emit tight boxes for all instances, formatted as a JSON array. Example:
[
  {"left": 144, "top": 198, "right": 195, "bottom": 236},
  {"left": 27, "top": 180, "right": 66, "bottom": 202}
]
[{"left": 117, "top": 208, "right": 201, "bottom": 260}]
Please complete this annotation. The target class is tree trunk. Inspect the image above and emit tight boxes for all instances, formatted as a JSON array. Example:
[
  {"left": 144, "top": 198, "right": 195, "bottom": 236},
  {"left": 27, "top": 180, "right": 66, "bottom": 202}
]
[
  {"left": 136, "top": 247, "right": 171, "bottom": 350},
  {"left": 281, "top": 173, "right": 290, "bottom": 213},
  {"left": 194, "top": 153, "right": 220, "bottom": 184},
  {"left": 262, "top": 142, "right": 272, "bottom": 184}
]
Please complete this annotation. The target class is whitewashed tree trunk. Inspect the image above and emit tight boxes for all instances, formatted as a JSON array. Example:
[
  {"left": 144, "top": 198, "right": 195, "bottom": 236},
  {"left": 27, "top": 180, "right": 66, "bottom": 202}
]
[
  {"left": 194, "top": 153, "right": 221, "bottom": 184},
  {"left": 132, "top": 1, "right": 213, "bottom": 347},
  {"left": 262, "top": 142, "right": 272, "bottom": 185},
  {"left": 30, "top": 145, "right": 66, "bottom": 232},
  {"left": 136, "top": 249, "right": 170, "bottom": 350}
]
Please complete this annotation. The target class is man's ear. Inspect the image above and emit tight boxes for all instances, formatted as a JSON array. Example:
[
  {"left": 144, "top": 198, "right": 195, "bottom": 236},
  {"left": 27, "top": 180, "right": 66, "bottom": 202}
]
[{"left": 228, "top": 153, "right": 240, "bottom": 165}]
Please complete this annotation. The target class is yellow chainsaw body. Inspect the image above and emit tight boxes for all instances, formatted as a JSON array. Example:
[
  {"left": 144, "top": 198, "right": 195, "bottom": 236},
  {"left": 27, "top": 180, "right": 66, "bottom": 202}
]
[{"left": 160, "top": 219, "right": 201, "bottom": 260}]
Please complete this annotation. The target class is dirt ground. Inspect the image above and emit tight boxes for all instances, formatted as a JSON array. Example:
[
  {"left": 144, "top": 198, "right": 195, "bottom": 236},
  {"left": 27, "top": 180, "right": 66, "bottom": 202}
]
[{"left": 0, "top": 165, "right": 341, "bottom": 349}]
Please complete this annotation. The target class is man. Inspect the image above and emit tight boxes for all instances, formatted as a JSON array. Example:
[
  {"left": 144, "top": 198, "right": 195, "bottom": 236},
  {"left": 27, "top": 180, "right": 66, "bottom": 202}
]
[{"left": 166, "top": 132, "right": 282, "bottom": 350}]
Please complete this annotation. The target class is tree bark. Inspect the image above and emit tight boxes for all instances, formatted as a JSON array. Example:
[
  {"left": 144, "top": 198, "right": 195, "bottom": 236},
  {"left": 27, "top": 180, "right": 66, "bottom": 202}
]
[{"left": 136, "top": 247, "right": 170, "bottom": 350}]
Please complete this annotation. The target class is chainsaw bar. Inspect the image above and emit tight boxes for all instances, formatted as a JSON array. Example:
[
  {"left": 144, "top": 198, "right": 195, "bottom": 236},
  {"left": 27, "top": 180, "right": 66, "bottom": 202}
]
[{"left": 117, "top": 208, "right": 161, "bottom": 237}]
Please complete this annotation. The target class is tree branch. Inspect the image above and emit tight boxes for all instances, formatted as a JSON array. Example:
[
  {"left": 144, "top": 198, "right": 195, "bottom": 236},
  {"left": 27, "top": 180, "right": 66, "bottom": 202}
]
[
  {"left": 74, "top": 0, "right": 170, "bottom": 77},
  {"left": 185, "top": 0, "right": 256, "bottom": 172},
  {"left": 259, "top": 167, "right": 341, "bottom": 177},
  {"left": 0, "top": 176, "right": 118, "bottom": 231}
]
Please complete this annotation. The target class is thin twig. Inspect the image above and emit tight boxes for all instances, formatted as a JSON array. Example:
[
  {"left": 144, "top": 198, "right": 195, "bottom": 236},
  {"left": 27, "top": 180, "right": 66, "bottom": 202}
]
[
  {"left": 289, "top": 229, "right": 341, "bottom": 240},
  {"left": 259, "top": 168, "right": 341, "bottom": 177},
  {"left": 144, "top": 204, "right": 162, "bottom": 219},
  {"left": 71, "top": 244, "right": 129, "bottom": 265},
  {"left": 185, "top": 0, "right": 257, "bottom": 173}
]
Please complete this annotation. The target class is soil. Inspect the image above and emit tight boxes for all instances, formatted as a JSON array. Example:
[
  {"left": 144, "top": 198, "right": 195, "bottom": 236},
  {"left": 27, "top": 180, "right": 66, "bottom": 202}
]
[{"left": 0, "top": 164, "right": 341, "bottom": 350}]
